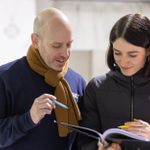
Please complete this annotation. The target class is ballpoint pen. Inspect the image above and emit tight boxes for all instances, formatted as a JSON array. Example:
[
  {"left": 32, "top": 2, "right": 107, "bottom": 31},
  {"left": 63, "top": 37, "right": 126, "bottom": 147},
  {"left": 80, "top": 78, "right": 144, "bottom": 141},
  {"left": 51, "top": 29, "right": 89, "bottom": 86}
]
[{"left": 51, "top": 99, "right": 68, "bottom": 109}]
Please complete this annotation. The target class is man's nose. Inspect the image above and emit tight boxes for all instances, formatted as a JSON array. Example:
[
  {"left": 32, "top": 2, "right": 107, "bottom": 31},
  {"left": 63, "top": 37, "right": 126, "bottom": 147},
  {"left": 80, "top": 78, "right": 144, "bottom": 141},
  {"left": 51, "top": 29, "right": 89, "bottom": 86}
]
[{"left": 60, "top": 47, "right": 70, "bottom": 57}]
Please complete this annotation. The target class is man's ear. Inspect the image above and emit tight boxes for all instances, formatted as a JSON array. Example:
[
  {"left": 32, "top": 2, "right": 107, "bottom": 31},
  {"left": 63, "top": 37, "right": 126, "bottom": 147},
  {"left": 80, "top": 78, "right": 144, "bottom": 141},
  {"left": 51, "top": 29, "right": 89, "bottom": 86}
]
[{"left": 31, "top": 33, "right": 39, "bottom": 49}]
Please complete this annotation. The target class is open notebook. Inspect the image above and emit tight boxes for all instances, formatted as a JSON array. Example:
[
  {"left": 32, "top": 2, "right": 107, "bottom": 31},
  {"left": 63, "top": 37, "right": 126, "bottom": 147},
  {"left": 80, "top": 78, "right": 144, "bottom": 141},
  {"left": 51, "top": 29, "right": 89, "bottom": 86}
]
[{"left": 54, "top": 120, "right": 148, "bottom": 147}]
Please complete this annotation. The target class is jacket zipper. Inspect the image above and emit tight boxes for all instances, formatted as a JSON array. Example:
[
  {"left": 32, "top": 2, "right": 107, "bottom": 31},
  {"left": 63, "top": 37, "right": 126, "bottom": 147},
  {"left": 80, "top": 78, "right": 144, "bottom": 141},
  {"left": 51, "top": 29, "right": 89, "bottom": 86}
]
[{"left": 130, "top": 76, "right": 134, "bottom": 120}]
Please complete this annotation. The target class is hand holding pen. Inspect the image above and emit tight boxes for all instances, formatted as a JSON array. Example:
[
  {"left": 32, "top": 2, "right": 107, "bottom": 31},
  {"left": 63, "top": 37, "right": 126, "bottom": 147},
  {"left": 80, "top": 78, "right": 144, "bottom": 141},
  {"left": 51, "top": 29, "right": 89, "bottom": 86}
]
[
  {"left": 118, "top": 119, "right": 150, "bottom": 141},
  {"left": 30, "top": 94, "right": 68, "bottom": 124},
  {"left": 30, "top": 94, "right": 56, "bottom": 124}
]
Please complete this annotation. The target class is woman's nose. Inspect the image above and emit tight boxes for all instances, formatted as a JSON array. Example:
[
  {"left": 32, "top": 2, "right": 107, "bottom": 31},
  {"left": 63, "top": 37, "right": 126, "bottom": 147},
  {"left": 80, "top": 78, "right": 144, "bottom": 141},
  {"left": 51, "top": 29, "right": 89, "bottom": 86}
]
[{"left": 120, "top": 57, "right": 130, "bottom": 66}]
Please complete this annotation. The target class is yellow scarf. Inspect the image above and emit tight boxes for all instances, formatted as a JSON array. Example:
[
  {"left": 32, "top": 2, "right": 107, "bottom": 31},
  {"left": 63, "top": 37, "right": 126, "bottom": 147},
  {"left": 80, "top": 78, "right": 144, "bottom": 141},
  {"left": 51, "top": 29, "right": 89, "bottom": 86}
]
[{"left": 26, "top": 45, "right": 81, "bottom": 137}]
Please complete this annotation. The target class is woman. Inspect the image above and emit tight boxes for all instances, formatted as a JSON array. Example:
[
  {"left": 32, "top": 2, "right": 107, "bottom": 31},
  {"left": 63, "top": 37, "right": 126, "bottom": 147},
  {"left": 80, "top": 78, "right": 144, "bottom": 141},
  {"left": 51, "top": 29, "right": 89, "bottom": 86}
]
[{"left": 76, "top": 14, "right": 150, "bottom": 150}]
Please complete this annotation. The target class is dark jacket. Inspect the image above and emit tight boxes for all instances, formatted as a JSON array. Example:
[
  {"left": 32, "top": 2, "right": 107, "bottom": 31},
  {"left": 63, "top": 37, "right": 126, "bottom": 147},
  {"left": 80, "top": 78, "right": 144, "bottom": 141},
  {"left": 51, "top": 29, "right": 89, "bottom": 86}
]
[
  {"left": 0, "top": 57, "right": 86, "bottom": 150},
  {"left": 77, "top": 69, "right": 150, "bottom": 150}
]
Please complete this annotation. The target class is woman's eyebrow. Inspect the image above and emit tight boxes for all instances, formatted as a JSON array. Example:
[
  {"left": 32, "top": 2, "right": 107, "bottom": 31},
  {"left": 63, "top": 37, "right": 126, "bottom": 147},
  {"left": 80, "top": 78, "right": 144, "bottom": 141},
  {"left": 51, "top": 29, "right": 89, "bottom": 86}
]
[
  {"left": 113, "top": 48, "right": 139, "bottom": 53},
  {"left": 129, "top": 50, "right": 138, "bottom": 52},
  {"left": 113, "top": 48, "right": 120, "bottom": 51}
]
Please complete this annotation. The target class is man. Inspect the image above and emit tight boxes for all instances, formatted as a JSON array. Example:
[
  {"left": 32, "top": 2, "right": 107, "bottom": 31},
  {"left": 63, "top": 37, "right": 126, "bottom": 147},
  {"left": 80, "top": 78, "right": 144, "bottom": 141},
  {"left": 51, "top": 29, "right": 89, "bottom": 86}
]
[{"left": 0, "top": 7, "right": 86, "bottom": 150}]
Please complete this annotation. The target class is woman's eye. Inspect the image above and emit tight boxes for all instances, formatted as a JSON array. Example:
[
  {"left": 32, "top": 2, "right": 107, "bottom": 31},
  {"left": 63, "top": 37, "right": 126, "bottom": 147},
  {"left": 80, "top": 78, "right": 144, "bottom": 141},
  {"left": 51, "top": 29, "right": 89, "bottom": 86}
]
[
  {"left": 114, "top": 52, "right": 121, "bottom": 55},
  {"left": 129, "top": 54, "right": 137, "bottom": 58}
]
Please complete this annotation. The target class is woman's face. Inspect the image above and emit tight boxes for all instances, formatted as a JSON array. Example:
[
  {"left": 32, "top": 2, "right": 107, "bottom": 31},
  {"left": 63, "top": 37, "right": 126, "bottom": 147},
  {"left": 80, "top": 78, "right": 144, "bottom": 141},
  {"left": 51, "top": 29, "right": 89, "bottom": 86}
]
[{"left": 113, "top": 37, "right": 148, "bottom": 76}]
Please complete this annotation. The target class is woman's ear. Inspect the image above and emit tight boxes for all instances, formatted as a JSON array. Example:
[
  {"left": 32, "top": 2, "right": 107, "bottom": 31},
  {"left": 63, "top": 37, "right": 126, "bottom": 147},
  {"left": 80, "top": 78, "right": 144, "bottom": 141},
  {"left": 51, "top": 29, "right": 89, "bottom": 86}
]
[
  {"left": 31, "top": 33, "right": 39, "bottom": 49},
  {"left": 148, "top": 50, "right": 150, "bottom": 56},
  {"left": 146, "top": 48, "right": 150, "bottom": 61}
]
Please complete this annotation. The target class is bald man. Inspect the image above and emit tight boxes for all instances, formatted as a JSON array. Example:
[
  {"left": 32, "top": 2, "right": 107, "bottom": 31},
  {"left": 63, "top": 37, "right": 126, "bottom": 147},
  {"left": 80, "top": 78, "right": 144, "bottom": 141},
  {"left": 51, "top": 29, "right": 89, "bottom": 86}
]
[{"left": 0, "top": 7, "right": 86, "bottom": 150}]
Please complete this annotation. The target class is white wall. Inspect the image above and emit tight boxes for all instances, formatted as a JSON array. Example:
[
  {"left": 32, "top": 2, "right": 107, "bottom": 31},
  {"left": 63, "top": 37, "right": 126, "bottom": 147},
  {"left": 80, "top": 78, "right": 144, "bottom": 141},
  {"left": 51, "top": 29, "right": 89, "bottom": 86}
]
[
  {"left": 54, "top": 2, "right": 150, "bottom": 79},
  {"left": 0, "top": 1, "right": 150, "bottom": 81},
  {"left": 0, "top": 0, "right": 36, "bottom": 65}
]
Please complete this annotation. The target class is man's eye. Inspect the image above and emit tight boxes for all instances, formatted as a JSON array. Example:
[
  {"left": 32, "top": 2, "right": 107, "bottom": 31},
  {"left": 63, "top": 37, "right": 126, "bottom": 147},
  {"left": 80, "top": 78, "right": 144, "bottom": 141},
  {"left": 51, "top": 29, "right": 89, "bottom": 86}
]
[
  {"left": 52, "top": 45, "right": 61, "bottom": 48},
  {"left": 67, "top": 43, "right": 71, "bottom": 48}
]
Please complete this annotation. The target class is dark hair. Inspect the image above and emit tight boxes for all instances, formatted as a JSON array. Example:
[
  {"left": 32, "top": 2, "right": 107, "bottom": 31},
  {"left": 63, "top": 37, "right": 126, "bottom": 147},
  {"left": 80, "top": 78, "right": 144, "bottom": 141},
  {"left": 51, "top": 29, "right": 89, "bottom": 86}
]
[{"left": 107, "top": 14, "right": 150, "bottom": 77}]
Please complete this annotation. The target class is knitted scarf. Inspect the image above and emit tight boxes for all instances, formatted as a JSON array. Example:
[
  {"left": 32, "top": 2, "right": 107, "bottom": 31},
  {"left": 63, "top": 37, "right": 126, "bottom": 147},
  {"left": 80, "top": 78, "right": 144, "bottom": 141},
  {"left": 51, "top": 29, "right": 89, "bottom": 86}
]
[{"left": 26, "top": 45, "right": 81, "bottom": 137}]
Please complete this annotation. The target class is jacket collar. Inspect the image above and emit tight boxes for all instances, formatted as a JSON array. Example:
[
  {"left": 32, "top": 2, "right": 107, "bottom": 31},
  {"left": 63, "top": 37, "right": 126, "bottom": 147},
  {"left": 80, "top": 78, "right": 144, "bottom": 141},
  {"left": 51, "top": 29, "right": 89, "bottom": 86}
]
[{"left": 108, "top": 68, "right": 150, "bottom": 86}]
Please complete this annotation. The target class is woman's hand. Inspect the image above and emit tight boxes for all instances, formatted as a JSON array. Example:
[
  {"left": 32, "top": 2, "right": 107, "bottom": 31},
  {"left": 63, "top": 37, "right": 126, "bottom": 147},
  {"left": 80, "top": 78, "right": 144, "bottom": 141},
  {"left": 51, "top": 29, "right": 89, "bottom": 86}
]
[
  {"left": 123, "top": 119, "right": 150, "bottom": 141},
  {"left": 98, "top": 143, "right": 121, "bottom": 150}
]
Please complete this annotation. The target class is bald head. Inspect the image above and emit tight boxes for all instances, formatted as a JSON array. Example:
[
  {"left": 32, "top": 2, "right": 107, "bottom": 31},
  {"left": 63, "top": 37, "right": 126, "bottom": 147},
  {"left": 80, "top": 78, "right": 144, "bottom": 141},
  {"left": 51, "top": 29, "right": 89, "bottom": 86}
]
[{"left": 33, "top": 7, "right": 71, "bottom": 38}]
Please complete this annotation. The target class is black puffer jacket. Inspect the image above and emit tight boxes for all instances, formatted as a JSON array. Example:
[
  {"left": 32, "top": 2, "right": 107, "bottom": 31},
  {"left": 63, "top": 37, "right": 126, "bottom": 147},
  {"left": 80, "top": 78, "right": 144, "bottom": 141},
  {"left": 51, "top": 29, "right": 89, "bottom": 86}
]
[{"left": 77, "top": 69, "right": 150, "bottom": 150}]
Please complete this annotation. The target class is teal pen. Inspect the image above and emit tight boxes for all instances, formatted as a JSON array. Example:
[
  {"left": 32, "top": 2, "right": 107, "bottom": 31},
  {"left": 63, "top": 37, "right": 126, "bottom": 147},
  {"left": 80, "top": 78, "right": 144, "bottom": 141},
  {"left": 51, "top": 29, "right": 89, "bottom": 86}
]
[{"left": 51, "top": 99, "right": 68, "bottom": 109}]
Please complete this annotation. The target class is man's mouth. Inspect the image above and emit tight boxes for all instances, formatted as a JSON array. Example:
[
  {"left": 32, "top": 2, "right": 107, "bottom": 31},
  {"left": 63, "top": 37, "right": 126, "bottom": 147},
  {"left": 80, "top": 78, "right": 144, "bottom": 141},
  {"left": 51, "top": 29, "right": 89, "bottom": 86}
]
[{"left": 57, "top": 60, "right": 65, "bottom": 63}]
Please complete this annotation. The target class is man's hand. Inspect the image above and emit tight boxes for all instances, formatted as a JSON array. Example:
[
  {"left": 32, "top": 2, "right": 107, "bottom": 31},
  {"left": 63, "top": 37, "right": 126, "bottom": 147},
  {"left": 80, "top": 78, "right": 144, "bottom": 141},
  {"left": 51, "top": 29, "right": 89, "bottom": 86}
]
[{"left": 30, "top": 94, "right": 56, "bottom": 124}]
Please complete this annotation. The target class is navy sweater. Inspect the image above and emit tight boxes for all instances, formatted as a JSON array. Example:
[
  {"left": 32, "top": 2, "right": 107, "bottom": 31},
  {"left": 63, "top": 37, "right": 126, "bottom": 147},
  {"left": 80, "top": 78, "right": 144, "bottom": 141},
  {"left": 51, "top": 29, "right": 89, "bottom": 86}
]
[{"left": 0, "top": 57, "right": 86, "bottom": 150}]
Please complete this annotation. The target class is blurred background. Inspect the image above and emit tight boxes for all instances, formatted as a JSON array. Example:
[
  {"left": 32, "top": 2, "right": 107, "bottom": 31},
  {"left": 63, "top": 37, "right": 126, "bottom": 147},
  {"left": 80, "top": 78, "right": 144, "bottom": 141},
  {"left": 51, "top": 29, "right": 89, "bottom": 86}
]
[{"left": 0, "top": 0, "right": 150, "bottom": 82}]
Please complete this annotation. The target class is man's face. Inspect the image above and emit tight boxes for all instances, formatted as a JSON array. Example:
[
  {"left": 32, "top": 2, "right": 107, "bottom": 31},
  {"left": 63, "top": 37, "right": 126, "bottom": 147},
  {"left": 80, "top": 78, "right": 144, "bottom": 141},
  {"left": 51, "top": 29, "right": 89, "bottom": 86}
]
[{"left": 33, "top": 20, "right": 73, "bottom": 71}]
